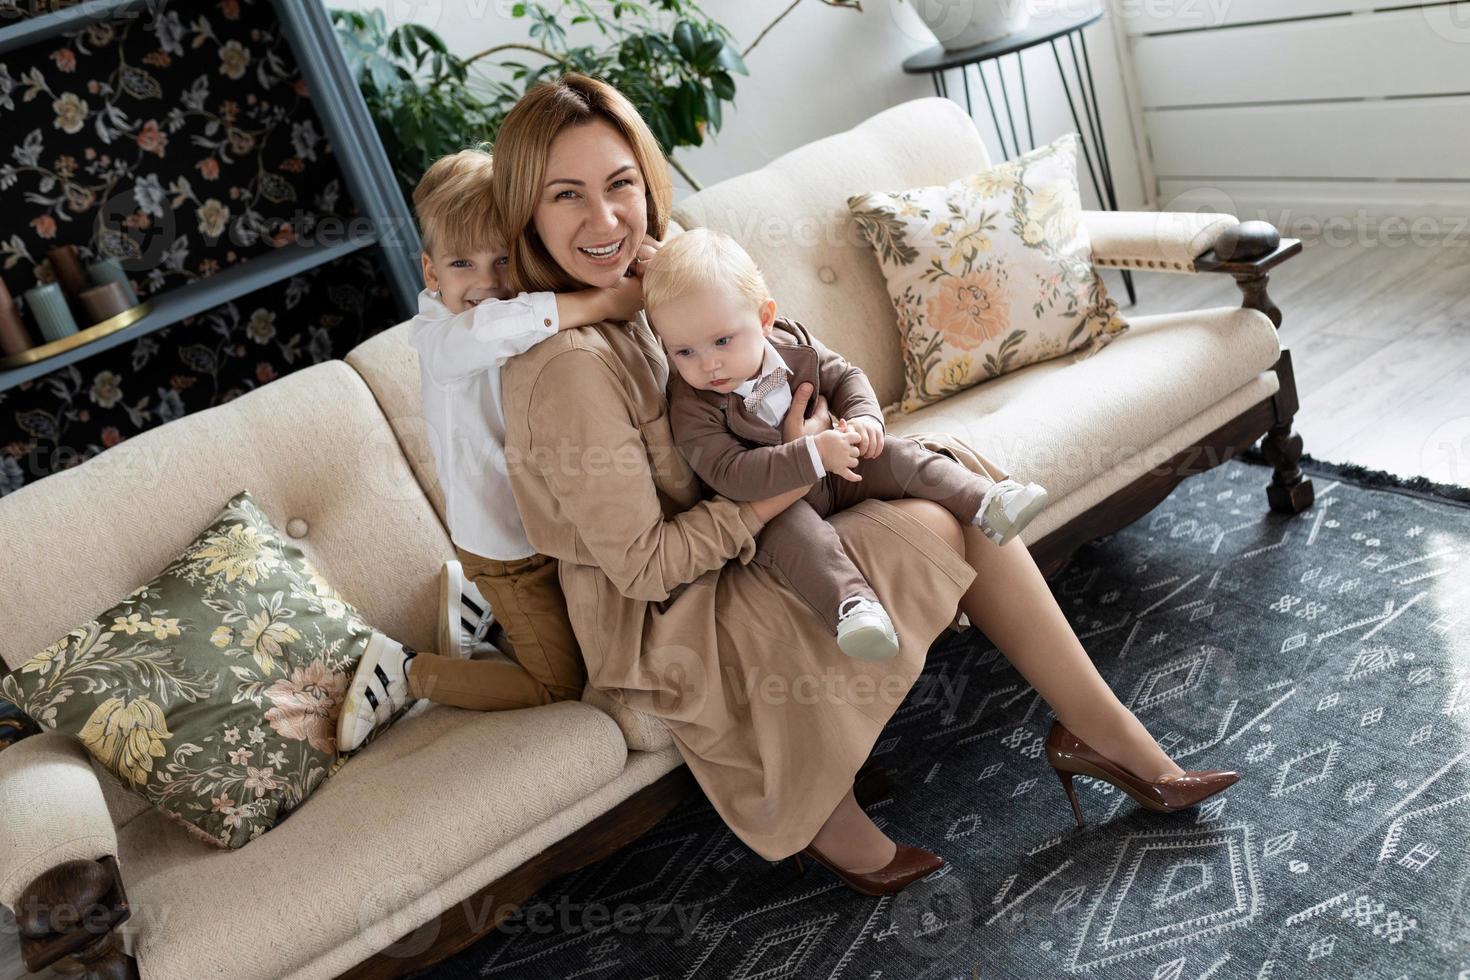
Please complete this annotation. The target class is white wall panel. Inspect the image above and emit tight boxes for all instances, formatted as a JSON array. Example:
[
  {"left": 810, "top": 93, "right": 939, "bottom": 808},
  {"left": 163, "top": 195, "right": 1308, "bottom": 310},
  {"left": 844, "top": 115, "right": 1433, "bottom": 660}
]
[
  {"left": 1116, "top": 0, "right": 1411, "bottom": 35},
  {"left": 1134, "top": 6, "right": 1470, "bottom": 106},
  {"left": 1124, "top": 1, "right": 1470, "bottom": 218},
  {"left": 1148, "top": 97, "right": 1470, "bottom": 180}
]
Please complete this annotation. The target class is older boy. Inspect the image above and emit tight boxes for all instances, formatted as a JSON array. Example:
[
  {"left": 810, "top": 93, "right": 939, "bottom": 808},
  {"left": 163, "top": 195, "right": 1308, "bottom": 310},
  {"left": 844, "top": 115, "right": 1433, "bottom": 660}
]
[{"left": 338, "top": 146, "right": 639, "bottom": 751}]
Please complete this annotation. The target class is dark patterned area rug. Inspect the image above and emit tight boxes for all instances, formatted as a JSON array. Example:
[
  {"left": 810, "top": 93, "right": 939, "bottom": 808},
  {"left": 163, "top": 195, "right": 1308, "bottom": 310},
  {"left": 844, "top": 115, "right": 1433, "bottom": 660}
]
[{"left": 417, "top": 458, "right": 1470, "bottom": 980}]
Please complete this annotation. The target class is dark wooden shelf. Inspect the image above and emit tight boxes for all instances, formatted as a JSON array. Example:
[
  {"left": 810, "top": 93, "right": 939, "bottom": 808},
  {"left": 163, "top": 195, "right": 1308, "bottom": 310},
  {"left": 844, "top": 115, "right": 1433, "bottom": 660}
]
[
  {"left": 0, "top": 0, "right": 151, "bottom": 56},
  {"left": 0, "top": 0, "right": 420, "bottom": 397},
  {"left": 0, "top": 233, "right": 377, "bottom": 392}
]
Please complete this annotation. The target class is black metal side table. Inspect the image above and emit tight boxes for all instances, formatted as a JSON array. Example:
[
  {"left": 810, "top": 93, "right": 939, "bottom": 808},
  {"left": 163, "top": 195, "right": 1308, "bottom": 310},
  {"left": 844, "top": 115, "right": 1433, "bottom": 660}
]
[{"left": 902, "top": 6, "right": 1135, "bottom": 303}]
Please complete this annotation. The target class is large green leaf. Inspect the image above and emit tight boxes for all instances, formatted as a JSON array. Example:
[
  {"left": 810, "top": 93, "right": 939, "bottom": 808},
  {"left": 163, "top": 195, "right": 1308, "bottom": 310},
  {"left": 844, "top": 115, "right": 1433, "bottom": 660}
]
[
  {"left": 716, "top": 41, "right": 748, "bottom": 75},
  {"left": 672, "top": 20, "right": 699, "bottom": 61}
]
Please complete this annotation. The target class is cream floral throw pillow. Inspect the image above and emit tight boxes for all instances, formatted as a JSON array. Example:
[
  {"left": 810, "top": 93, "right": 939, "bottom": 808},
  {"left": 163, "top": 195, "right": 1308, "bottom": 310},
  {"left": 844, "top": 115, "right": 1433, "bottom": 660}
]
[
  {"left": 848, "top": 133, "right": 1127, "bottom": 413},
  {"left": 0, "top": 491, "right": 392, "bottom": 848}
]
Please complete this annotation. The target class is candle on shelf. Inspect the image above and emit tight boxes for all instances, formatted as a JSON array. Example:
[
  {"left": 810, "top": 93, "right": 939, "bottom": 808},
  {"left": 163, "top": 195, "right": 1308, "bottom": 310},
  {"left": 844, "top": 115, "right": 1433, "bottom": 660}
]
[
  {"left": 47, "top": 245, "right": 91, "bottom": 301},
  {"left": 0, "top": 278, "right": 33, "bottom": 356},
  {"left": 85, "top": 258, "right": 140, "bottom": 306},
  {"left": 23, "top": 283, "right": 80, "bottom": 342},
  {"left": 79, "top": 282, "right": 134, "bottom": 325}
]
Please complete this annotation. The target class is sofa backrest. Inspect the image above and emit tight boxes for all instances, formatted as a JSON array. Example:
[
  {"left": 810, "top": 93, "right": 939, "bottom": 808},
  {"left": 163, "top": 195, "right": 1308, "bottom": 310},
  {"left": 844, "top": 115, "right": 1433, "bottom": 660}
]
[
  {"left": 673, "top": 97, "right": 994, "bottom": 410},
  {"left": 0, "top": 360, "right": 453, "bottom": 677},
  {"left": 345, "top": 321, "right": 449, "bottom": 527}
]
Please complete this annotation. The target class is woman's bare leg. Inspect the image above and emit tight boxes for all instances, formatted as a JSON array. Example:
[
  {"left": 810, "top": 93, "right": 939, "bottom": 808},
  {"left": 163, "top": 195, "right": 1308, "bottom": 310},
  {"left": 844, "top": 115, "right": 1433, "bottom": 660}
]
[
  {"left": 805, "top": 497, "right": 1183, "bottom": 868},
  {"left": 809, "top": 789, "right": 897, "bottom": 872},
  {"left": 952, "top": 519, "right": 1183, "bottom": 782}
]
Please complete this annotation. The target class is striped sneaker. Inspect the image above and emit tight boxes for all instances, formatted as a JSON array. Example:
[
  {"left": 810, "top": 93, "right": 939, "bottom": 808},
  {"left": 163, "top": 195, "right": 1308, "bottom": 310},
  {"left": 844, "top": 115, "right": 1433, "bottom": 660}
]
[
  {"left": 438, "top": 560, "right": 495, "bottom": 660},
  {"left": 337, "top": 633, "right": 419, "bottom": 753},
  {"left": 975, "top": 479, "right": 1048, "bottom": 546}
]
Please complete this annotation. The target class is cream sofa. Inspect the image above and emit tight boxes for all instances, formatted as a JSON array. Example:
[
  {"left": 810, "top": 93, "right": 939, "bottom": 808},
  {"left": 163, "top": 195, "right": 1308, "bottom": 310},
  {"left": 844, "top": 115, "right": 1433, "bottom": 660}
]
[{"left": 0, "top": 97, "right": 1310, "bottom": 980}]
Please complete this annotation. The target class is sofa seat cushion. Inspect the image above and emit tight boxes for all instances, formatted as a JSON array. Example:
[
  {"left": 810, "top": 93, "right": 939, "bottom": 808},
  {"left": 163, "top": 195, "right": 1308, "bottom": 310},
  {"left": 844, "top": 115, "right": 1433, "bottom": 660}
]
[
  {"left": 886, "top": 306, "right": 1281, "bottom": 502},
  {"left": 114, "top": 699, "right": 626, "bottom": 979},
  {"left": 582, "top": 686, "right": 671, "bottom": 752}
]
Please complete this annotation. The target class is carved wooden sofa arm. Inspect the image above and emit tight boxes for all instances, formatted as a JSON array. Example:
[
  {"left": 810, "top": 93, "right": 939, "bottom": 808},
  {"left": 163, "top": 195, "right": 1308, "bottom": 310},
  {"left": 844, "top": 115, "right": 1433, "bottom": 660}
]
[
  {"left": 0, "top": 733, "right": 137, "bottom": 979},
  {"left": 1086, "top": 209, "right": 1314, "bottom": 515}
]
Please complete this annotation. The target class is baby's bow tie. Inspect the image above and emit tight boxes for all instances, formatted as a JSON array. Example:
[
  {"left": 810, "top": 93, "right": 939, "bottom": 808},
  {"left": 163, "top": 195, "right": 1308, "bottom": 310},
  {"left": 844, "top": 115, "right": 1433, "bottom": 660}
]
[{"left": 742, "top": 369, "right": 788, "bottom": 415}]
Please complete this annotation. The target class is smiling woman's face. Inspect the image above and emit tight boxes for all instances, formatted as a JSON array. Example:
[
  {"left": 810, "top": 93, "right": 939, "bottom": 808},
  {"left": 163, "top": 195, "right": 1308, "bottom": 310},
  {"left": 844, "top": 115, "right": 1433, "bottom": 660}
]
[{"left": 532, "top": 117, "right": 649, "bottom": 289}]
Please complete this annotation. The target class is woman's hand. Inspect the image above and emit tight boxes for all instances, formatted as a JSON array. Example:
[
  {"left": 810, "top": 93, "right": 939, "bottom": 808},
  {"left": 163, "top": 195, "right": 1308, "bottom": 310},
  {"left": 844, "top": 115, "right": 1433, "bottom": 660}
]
[{"left": 781, "top": 382, "right": 832, "bottom": 444}]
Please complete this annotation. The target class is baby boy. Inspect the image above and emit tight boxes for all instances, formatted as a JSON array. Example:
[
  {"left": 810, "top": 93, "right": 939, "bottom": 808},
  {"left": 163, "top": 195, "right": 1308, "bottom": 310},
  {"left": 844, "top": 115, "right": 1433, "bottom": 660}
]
[{"left": 644, "top": 229, "right": 1048, "bottom": 661}]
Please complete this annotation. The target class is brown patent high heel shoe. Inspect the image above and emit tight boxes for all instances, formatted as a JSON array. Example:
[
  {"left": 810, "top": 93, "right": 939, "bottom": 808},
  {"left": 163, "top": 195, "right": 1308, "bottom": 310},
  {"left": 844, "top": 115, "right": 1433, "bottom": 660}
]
[
  {"left": 791, "top": 840, "right": 944, "bottom": 896},
  {"left": 1046, "top": 721, "right": 1239, "bottom": 827}
]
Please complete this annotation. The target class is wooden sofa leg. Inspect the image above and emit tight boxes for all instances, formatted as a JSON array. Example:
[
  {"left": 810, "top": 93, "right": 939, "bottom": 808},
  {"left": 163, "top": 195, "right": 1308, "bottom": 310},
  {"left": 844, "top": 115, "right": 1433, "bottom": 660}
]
[
  {"left": 1232, "top": 269, "right": 1283, "bottom": 330},
  {"left": 15, "top": 857, "right": 138, "bottom": 980},
  {"left": 1222, "top": 262, "right": 1314, "bottom": 516},
  {"left": 1261, "top": 349, "right": 1315, "bottom": 514}
]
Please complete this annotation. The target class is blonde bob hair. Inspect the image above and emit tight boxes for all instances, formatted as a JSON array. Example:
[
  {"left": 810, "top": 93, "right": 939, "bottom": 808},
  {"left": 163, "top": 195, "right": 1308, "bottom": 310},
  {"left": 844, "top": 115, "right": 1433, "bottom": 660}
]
[
  {"left": 642, "top": 228, "right": 771, "bottom": 317},
  {"left": 491, "top": 73, "right": 672, "bottom": 295}
]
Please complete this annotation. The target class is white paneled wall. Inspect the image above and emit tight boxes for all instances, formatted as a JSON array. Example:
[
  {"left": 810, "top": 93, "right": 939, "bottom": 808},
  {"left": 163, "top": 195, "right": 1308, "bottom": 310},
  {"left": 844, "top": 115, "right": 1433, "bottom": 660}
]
[{"left": 1116, "top": 1, "right": 1470, "bottom": 224}]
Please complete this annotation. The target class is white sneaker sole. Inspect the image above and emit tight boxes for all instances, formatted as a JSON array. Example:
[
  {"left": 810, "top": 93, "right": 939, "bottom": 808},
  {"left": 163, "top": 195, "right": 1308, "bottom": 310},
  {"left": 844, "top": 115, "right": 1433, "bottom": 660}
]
[
  {"left": 337, "top": 634, "right": 409, "bottom": 753},
  {"left": 837, "top": 623, "right": 900, "bottom": 661},
  {"left": 985, "top": 487, "right": 1049, "bottom": 546},
  {"left": 438, "top": 560, "right": 466, "bottom": 659}
]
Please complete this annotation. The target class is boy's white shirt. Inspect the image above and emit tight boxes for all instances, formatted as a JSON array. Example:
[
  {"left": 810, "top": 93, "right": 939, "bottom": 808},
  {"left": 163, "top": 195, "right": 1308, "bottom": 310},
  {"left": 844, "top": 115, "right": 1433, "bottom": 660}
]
[
  {"left": 729, "top": 337, "right": 826, "bottom": 477},
  {"left": 408, "top": 287, "right": 560, "bottom": 560}
]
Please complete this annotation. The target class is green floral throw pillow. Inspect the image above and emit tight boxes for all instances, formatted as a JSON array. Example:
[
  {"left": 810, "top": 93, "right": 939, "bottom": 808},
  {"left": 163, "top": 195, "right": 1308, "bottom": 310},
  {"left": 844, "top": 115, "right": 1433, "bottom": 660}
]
[
  {"left": 848, "top": 133, "right": 1128, "bottom": 413},
  {"left": 0, "top": 491, "right": 381, "bottom": 848}
]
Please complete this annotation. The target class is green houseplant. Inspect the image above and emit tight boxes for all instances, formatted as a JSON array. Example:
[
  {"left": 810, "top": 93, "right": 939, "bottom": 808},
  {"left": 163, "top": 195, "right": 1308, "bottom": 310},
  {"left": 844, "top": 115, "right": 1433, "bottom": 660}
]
[{"left": 331, "top": 0, "right": 861, "bottom": 201}]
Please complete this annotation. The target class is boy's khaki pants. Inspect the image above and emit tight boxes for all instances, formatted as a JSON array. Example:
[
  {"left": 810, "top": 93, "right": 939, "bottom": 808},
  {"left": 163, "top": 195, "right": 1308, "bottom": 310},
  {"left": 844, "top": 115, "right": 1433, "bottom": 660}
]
[{"left": 406, "top": 548, "right": 585, "bottom": 710}]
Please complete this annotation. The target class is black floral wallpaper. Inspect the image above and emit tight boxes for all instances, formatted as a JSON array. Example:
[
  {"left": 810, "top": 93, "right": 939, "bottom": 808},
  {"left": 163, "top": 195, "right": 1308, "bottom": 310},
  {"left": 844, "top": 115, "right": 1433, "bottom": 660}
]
[
  {"left": 0, "top": 0, "right": 399, "bottom": 498},
  {"left": 0, "top": 249, "right": 392, "bottom": 494}
]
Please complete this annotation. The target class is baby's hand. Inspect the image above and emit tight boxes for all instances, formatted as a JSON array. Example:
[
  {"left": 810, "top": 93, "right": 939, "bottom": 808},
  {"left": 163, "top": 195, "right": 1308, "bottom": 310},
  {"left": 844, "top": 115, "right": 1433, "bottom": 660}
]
[
  {"left": 843, "top": 415, "right": 885, "bottom": 459},
  {"left": 816, "top": 427, "right": 863, "bottom": 482},
  {"left": 601, "top": 274, "right": 644, "bottom": 321},
  {"left": 628, "top": 234, "right": 664, "bottom": 277}
]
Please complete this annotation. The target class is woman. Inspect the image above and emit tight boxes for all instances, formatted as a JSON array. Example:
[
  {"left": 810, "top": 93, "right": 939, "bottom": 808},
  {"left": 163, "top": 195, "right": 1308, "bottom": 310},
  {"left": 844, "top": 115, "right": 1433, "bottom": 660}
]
[{"left": 491, "top": 74, "right": 1236, "bottom": 893}]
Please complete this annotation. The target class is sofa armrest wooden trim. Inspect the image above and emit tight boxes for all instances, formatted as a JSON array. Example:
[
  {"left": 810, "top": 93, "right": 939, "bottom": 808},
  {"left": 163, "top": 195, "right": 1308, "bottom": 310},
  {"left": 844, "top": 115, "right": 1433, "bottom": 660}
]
[
  {"left": 1196, "top": 238, "right": 1303, "bottom": 330},
  {"left": 1194, "top": 237, "right": 1303, "bottom": 278},
  {"left": 15, "top": 856, "right": 137, "bottom": 979},
  {"left": 0, "top": 733, "right": 119, "bottom": 909}
]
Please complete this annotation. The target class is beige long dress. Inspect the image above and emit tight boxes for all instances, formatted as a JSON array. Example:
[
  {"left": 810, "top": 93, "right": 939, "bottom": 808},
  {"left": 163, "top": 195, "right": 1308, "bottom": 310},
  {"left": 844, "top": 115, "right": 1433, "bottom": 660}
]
[{"left": 501, "top": 315, "right": 999, "bottom": 860}]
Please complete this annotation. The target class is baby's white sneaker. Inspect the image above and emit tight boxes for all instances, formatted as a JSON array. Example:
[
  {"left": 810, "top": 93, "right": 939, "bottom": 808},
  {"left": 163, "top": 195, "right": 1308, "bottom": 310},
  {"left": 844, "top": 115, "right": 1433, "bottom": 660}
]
[
  {"left": 437, "top": 559, "right": 496, "bottom": 660},
  {"left": 975, "top": 479, "right": 1048, "bottom": 546},
  {"left": 835, "top": 595, "right": 900, "bottom": 661},
  {"left": 337, "top": 633, "right": 419, "bottom": 753}
]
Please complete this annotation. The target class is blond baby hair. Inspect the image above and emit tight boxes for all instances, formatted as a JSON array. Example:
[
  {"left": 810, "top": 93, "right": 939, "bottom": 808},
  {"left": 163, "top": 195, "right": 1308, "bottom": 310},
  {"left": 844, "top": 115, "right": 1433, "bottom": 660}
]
[
  {"left": 412, "top": 144, "right": 498, "bottom": 257},
  {"left": 642, "top": 228, "right": 770, "bottom": 316}
]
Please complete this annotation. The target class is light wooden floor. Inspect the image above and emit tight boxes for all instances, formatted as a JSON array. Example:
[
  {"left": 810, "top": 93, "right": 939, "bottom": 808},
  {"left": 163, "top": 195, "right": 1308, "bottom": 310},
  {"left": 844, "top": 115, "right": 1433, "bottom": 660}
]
[
  {"left": 1103, "top": 235, "right": 1470, "bottom": 488},
  {"left": 2, "top": 238, "right": 1466, "bottom": 980}
]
